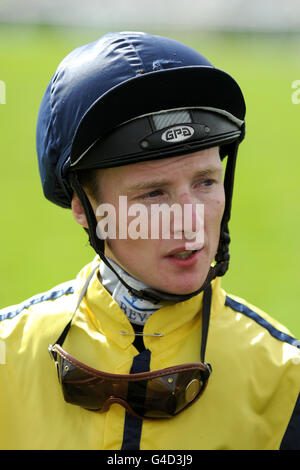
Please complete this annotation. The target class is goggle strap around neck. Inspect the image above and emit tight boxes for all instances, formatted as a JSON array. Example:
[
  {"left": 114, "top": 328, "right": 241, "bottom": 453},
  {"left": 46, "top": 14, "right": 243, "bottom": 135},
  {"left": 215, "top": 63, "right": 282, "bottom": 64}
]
[
  {"left": 200, "top": 283, "right": 212, "bottom": 365},
  {"left": 51, "top": 265, "right": 99, "bottom": 355}
]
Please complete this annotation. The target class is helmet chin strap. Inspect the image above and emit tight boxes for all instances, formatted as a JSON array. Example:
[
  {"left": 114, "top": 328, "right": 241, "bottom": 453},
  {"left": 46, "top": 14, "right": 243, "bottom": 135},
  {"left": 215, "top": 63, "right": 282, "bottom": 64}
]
[
  {"left": 68, "top": 142, "right": 238, "bottom": 304},
  {"left": 98, "top": 248, "right": 219, "bottom": 303}
]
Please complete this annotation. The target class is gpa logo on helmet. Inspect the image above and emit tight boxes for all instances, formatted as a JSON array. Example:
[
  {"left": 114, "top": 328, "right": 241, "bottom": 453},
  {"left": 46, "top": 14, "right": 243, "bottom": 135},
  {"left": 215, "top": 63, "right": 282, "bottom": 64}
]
[{"left": 161, "top": 125, "right": 195, "bottom": 143}]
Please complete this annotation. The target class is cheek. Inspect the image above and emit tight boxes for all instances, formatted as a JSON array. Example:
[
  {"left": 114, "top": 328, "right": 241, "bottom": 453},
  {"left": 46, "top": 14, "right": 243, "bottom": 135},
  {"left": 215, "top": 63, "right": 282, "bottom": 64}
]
[
  {"left": 216, "top": 196, "right": 226, "bottom": 219},
  {"left": 214, "top": 186, "right": 226, "bottom": 219},
  {"left": 204, "top": 194, "right": 225, "bottom": 233},
  {"left": 107, "top": 237, "right": 161, "bottom": 281},
  {"left": 105, "top": 238, "right": 133, "bottom": 270},
  {"left": 108, "top": 236, "right": 156, "bottom": 261}
]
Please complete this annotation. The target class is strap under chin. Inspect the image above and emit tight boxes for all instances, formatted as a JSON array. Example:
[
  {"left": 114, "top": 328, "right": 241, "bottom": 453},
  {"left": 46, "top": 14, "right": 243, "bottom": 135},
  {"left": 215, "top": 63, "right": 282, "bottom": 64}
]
[{"left": 99, "top": 252, "right": 224, "bottom": 304}]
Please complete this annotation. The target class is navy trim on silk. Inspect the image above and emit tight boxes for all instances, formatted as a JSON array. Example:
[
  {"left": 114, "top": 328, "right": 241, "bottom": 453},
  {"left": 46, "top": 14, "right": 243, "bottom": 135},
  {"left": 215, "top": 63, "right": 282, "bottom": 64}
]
[
  {"left": 121, "top": 349, "right": 151, "bottom": 450},
  {"left": 0, "top": 284, "right": 74, "bottom": 322},
  {"left": 280, "top": 394, "right": 300, "bottom": 450},
  {"left": 225, "top": 296, "right": 300, "bottom": 349}
]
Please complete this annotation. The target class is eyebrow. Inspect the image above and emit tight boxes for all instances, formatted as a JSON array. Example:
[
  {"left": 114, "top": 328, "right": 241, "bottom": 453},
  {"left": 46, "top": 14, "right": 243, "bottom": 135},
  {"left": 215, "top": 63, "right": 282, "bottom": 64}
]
[{"left": 124, "top": 167, "right": 223, "bottom": 192}]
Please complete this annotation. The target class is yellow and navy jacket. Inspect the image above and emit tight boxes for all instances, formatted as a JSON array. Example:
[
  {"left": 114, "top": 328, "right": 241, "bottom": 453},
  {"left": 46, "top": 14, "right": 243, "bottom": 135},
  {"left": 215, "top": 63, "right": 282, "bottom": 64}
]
[{"left": 0, "top": 257, "right": 299, "bottom": 450}]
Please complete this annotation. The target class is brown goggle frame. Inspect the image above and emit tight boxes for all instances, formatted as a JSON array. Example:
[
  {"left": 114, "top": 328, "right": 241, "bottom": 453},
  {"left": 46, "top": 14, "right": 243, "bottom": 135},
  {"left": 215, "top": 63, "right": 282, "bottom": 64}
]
[{"left": 49, "top": 344, "right": 211, "bottom": 419}]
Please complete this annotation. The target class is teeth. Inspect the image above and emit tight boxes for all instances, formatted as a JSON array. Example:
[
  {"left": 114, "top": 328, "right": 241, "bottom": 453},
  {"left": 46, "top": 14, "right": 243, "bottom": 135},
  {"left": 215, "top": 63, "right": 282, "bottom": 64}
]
[{"left": 172, "top": 250, "right": 194, "bottom": 259}]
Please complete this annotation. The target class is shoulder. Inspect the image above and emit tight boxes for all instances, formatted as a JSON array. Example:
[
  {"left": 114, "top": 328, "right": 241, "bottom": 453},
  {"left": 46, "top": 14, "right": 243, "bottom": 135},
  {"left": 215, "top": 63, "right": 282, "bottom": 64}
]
[
  {"left": 0, "top": 280, "right": 77, "bottom": 334},
  {"left": 0, "top": 279, "right": 79, "bottom": 377},
  {"left": 219, "top": 290, "right": 300, "bottom": 386},
  {"left": 224, "top": 293, "right": 300, "bottom": 350},
  {"left": 222, "top": 291, "right": 300, "bottom": 449},
  {"left": 0, "top": 257, "right": 100, "bottom": 344}
]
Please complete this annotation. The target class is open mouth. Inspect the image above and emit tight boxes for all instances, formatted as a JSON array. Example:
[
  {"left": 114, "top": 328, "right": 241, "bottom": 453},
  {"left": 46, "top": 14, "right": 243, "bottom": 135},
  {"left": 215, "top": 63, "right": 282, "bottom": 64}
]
[
  {"left": 164, "top": 247, "right": 203, "bottom": 267},
  {"left": 169, "top": 250, "right": 197, "bottom": 259}
]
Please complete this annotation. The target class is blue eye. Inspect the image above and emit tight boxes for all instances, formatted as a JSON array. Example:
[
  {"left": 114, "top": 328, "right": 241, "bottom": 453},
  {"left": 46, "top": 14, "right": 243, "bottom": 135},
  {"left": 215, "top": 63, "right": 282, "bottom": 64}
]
[
  {"left": 195, "top": 179, "right": 215, "bottom": 188},
  {"left": 142, "top": 189, "right": 163, "bottom": 199},
  {"left": 203, "top": 179, "right": 214, "bottom": 186}
]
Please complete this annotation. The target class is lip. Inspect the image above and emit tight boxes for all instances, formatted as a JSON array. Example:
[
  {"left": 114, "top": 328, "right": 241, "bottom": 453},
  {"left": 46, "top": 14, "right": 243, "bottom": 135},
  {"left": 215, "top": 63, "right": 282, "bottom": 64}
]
[
  {"left": 164, "top": 247, "right": 203, "bottom": 268},
  {"left": 166, "top": 246, "right": 189, "bottom": 257}
]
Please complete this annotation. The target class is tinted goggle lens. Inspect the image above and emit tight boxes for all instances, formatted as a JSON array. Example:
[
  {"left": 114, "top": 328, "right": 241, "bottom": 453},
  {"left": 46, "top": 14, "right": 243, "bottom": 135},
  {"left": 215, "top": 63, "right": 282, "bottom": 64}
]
[{"left": 50, "top": 344, "right": 211, "bottom": 419}]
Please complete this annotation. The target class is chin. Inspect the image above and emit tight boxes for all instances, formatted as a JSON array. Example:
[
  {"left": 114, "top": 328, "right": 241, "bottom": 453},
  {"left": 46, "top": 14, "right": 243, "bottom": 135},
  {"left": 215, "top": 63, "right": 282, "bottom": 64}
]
[
  {"left": 163, "top": 285, "right": 203, "bottom": 296},
  {"left": 158, "top": 275, "right": 208, "bottom": 296}
]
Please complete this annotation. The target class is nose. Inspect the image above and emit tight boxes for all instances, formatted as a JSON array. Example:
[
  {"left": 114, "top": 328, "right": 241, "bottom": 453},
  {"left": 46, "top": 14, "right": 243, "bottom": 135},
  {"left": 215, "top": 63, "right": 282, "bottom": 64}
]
[{"left": 171, "top": 193, "right": 204, "bottom": 250}]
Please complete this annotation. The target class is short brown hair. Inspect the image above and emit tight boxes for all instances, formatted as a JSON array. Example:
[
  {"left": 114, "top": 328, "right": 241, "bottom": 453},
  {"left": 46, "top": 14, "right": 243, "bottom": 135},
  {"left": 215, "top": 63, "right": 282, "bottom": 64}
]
[{"left": 77, "top": 168, "right": 101, "bottom": 201}]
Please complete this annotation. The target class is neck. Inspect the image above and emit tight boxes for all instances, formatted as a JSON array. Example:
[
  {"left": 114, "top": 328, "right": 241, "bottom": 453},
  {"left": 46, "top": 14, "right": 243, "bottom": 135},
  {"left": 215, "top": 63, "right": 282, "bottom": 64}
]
[{"left": 99, "top": 259, "right": 169, "bottom": 325}]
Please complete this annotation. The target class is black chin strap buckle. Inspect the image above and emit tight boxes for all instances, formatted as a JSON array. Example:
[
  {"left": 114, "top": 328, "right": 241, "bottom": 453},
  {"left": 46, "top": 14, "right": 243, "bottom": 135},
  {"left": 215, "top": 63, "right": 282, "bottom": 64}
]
[{"left": 126, "top": 286, "right": 162, "bottom": 304}]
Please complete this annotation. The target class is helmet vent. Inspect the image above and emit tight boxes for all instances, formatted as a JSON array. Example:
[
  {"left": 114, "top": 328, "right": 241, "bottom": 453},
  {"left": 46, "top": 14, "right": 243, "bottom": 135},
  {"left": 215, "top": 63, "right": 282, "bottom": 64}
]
[{"left": 152, "top": 110, "right": 191, "bottom": 130}]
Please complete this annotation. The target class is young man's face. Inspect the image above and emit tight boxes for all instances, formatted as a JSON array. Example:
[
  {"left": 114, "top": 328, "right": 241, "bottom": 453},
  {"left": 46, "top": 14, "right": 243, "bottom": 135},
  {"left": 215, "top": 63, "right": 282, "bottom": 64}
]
[{"left": 82, "top": 147, "right": 225, "bottom": 295}]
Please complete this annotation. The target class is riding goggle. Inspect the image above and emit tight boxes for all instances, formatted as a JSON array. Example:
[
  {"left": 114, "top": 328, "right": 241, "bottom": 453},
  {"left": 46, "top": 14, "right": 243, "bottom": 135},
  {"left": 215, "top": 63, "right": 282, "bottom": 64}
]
[
  {"left": 48, "top": 266, "right": 213, "bottom": 419},
  {"left": 49, "top": 343, "right": 211, "bottom": 419}
]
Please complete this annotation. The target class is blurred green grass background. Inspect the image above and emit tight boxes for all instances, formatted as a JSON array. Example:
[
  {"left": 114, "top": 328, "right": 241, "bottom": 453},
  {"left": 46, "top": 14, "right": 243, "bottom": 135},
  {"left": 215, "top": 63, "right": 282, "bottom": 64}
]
[{"left": 0, "top": 25, "right": 299, "bottom": 336}]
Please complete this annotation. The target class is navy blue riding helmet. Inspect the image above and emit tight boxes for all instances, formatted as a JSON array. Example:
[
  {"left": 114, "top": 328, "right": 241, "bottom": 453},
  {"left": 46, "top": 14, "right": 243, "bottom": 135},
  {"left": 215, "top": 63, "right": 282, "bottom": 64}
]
[{"left": 36, "top": 31, "right": 246, "bottom": 303}]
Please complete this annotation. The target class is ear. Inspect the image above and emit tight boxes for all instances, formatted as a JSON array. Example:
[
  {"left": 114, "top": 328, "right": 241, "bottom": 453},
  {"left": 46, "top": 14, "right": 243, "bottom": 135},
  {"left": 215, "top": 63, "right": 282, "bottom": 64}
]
[{"left": 71, "top": 193, "right": 88, "bottom": 228}]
